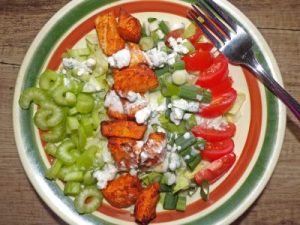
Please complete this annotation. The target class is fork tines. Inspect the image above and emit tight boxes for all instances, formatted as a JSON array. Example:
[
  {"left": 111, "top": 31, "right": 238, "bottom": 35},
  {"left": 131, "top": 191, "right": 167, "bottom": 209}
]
[{"left": 187, "top": 0, "right": 237, "bottom": 50}]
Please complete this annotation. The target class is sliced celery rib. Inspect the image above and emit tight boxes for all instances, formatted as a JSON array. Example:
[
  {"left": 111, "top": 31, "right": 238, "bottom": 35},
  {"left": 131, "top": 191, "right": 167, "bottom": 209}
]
[{"left": 19, "top": 87, "right": 49, "bottom": 109}]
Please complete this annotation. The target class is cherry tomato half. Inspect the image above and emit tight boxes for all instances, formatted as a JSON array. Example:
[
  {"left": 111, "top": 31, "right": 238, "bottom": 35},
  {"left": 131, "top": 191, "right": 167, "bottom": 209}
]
[
  {"left": 194, "top": 152, "right": 236, "bottom": 185},
  {"left": 196, "top": 56, "right": 229, "bottom": 88},
  {"left": 192, "top": 122, "right": 236, "bottom": 142},
  {"left": 194, "top": 42, "right": 214, "bottom": 52},
  {"left": 182, "top": 50, "right": 214, "bottom": 72},
  {"left": 201, "top": 139, "right": 234, "bottom": 162},
  {"left": 199, "top": 88, "right": 237, "bottom": 118},
  {"left": 209, "top": 76, "right": 233, "bottom": 97}
]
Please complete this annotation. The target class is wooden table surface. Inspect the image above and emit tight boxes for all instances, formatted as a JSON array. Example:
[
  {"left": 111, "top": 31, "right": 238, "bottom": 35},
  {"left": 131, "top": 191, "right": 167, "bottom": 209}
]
[{"left": 0, "top": 0, "right": 299, "bottom": 224}]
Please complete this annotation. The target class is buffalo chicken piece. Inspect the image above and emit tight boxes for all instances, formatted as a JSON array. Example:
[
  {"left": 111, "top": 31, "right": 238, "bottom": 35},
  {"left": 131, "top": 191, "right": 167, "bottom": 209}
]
[
  {"left": 117, "top": 9, "right": 142, "bottom": 43},
  {"left": 95, "top": 11, "right": 125, "bottom": 56},
  {"left": 108, "top": 137, "right": 140, "bottom": 169},
  {"left": 113, "top": 65, "right": 159, "bottom": 93},
  {"left": 101, "top": 120, "right": 146, "bottom": 140},
  {"left": 102, "top": 174, "right": 142, "bottom": 208},
  {"left": 134, "top": 182, "right": 160, "bottom": 225}
]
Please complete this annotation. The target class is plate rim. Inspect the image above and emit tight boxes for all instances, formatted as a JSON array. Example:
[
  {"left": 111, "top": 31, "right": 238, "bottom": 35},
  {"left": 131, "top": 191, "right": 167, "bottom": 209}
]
[{"left": 12, "top": 0, "right": 286, "bottom": 224}]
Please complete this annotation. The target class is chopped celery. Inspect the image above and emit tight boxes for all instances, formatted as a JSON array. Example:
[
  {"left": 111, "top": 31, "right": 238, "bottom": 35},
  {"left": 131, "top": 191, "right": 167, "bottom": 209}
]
[
  {"left": 45, "top": 143, "right": 57, "bottom": 157},
  {"left": 139, "top": 36, "right": 154, "bottom": 51},
  {"left": 67, "top": 116, "right": 80, "bottom": 131},
  {"left": 78, "top": 125, "right": 87, "bottom": 150},
  {"left": 142, "top": 172, "right": 163, "bottom": 185},
  {"left": 176, "top": 195, "right": 187, "bottom": 211},
  {"left": 74, "top": 186, "right": 103, "bottom": 214},
  {"left": 161, "top": 81, "right": 180, "bottom": 97},
  {"left": 41, "top": 122, "right": 65, "bottom": 143},
  {"left": 45, "top": 159, "right": 63, "bottom": 180},
  {"left": 83, "top": 170, "right": 97, "bottom": 185},
  {"left": 76, "top": 93, "right": 94, "bottom": 114},
  {"left": 39, "top": 70, "right": 63, "bottom": 92},
  {"left": 80, "top": 117, "right": 94, "bottom": 137},
  {"left": 19, "top": 87, "right": 49, "bottom": 109},
  {"left": 53, "top": 86, "right": 76, "bottom": 107},
  {"left": 64, "top": 181, "right": 81, "bottom": 196},
  {"left": 183, "top": 22, "right": 196, "bottom": 39},
  {"left": 76, "top": 145, "right": 100, "bottom": 170},
  {"left": 57, "top": 165, "right": 79, "bottom": 180},
  {"left": 92, "top": 47, "right": 108, "bottom": 77},
  {"left": 56, "top": 139, "right": 76, "bottom": 165},
  {"left": 34, "top": 102, "right": 65, "bottom": 130},
  {"left": 64, "top": 171, "right": 84, "bottom": 182}
]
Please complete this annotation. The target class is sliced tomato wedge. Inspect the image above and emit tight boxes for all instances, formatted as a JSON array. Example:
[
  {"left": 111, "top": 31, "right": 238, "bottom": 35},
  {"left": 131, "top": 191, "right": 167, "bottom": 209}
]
[
  {"left": 165, "top": 29, "right": 184, "bottom": 46},
  {"left": 194, "top": 152, "right": 236, "bottom": 185},
  {"left": 201, "top": 139, "right": 234, "bottom": 162},
  {"left": 209, "top": 76, "right": 233, "bottom": 97},
  {"left": 182, "top": 50, "right": 213, "bottom": 72},
  {"left": 188, "top": 27, "right": 203, "bottom": 44},
  {"left": 194, "top": 42, "right": 214, "bottom": 51},
  {"left": 196, "top": 56, "right": 229, "bottom": 88},
  {"left": 192, "top": 122, "right": 236, "bottom": 142},
  {"left": 199, "top": 88, "right": 237, "bottom": 118}
]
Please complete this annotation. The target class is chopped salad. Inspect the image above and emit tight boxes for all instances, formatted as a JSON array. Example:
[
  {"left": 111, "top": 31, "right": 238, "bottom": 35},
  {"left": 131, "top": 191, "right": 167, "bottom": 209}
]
[{"left": 19, "top": 8, "right": 245, "bottom": 225}]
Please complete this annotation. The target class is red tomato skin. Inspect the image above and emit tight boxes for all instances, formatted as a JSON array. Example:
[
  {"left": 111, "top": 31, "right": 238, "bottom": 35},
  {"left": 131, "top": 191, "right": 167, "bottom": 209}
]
[
  {"left": 199, "top": 88, "right": 237, "bottom": 118},
  {"left": 209, "top": 76, "right": 233, "bottom": 97},
  {"left": 194, "top": 152, "right": 236, "bottom": 185},
  {"left": 196, "top": 56, "right": 229, "bottom": 88},
  {"left": 201, "top": 139, "right": 234, "bottom": 162},
  {"left": 188, "top": 27, "right": 203, "bottom": 44},
  {"left": 192, "top": 122, "right": 236, "bottom": 142},
  {"left": 182, "top": 50, "right": 214, "bottom": 72},
  {"left": 194, "top": 42, "right": 214, "bottom": 51},
  {"left": 165, "top": 29, "right": 184, "bottom": 46}
]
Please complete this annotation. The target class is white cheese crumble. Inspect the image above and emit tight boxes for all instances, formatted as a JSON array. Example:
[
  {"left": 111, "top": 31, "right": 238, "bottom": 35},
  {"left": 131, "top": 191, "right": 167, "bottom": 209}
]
[
  {"left": 156, "top": 29, "right": 165, "bottom": 39},
  {"left": 135, "top": 106, "right": 152, "bottom": 124},
  {"left": 168, "top": 37, "right": 189, "bottom": 54},
  {"left": 172, "top": 99, "right": 200, "bottom": 112},
  {"left": 107, "top": 48, "right": 131, "bottom": 69},
  {"left": 196, "top": 115, "right": 228, "bottom": 131},
  {"left": 145, "top": 48, "right": 168, "bottom": 68},
  {"left": 104, "top": 90, "right": 124, "bottom": 113},
  {"left": 169, "top": 22, "right": 185, "bottom": 31},
  {"left": 168, "top": 152, "right": 181, "bottom": 171},
  {"left": 93, "top": 164, "right": 117, "bottom": 189},
  {"left": 164, "top": 172, "right": 177, "bottom": 185},
  {"left": 118, "top": 91, "right": 138, "bottom": 102},
  {"left": 183, "top": 132, "right": 191, "bottom": 139},
  {"left": 62, "top": 57, "right": 94, "bottom": 76},
  {"left": 82, "top": 76, "right": 102, "bottom": 93},
  {"left": 170, "top": 108, "right": 184, "bottom": 125}
]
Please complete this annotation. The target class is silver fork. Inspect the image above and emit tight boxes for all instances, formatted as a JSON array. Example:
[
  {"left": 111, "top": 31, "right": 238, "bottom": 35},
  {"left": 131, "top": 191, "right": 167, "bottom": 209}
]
[{"left": 188, "top": 0, "right": 300, "bottom": 121}]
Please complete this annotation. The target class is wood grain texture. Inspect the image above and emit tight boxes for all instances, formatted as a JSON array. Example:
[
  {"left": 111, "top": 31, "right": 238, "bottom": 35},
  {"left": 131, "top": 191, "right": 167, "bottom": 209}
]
[{"left": 0, "top": 0, "right": 299, "bottom": 225}]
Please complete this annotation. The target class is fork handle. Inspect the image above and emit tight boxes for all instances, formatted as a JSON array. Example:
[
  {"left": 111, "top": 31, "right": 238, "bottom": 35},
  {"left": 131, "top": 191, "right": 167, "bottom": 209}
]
[{"left": 243, "top": 51, "right": 300, "bottom": 121}]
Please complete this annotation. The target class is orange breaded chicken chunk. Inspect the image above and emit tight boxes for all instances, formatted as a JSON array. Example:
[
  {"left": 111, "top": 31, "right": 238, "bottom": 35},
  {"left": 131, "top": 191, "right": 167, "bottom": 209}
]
[
  {"left": 113, "top": 65, "right": 159, "bottom": 93},
  {"left": 134, "top": 182, "right": 160, "bottom": 225},
  {"left": 108, "top": 137, "right": 139, "bottom": 169},
  {"left": 117, "top": 8, "right": 142, "bottom": 43},
  {"left": 102, "top": 174, "right": 142, "bottom": 208},
  {"left": 101, "top": 120, "right": 146, "bottom": 140},
  {"left": 95, "top": 11, "right": 125, "bottom": 56}
]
